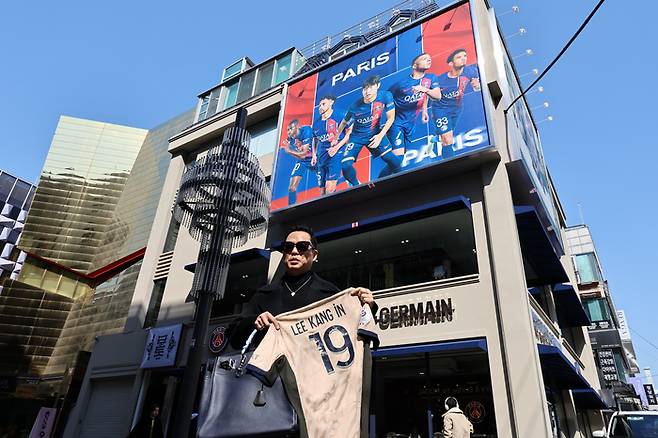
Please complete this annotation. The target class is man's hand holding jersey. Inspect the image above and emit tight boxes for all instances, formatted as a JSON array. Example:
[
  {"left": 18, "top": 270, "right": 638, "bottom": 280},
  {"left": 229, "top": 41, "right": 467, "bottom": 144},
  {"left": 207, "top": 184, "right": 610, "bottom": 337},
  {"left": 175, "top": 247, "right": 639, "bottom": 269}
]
[
  {"left": 350, "top": 287, "right": 375, "bottom": 308},
  {"left": 255, "top": 311, "right": 280, "bottom": 331}
]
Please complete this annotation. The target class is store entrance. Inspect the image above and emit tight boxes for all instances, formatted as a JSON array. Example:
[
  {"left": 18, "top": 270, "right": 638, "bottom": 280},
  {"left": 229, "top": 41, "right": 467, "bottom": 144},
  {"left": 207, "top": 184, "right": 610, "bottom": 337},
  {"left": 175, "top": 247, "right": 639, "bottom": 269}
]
[{"left": 371, "top": 342, "right": 496, "bottom": 438}]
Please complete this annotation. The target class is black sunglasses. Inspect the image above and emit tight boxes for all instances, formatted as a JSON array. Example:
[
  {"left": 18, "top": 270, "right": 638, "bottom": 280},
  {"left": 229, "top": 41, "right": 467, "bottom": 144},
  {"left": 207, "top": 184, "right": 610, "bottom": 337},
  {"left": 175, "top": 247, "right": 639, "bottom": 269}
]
[{"left": 282, "top": 241, "right": 314, "bottom": 253}]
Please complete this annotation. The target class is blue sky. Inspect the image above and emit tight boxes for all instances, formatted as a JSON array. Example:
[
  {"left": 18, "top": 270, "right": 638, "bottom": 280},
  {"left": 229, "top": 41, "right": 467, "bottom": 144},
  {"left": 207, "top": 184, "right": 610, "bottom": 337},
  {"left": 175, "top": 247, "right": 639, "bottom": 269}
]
[{"left": 2, "top": 1, "right": 657, "bottom": 382}]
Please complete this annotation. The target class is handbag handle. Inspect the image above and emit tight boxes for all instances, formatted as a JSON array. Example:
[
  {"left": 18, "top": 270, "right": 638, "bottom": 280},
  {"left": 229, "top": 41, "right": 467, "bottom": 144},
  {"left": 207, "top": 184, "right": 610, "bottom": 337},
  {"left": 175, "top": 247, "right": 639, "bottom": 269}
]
[{"left": 235, "top": 329, "right": 258, "bottom": 376}]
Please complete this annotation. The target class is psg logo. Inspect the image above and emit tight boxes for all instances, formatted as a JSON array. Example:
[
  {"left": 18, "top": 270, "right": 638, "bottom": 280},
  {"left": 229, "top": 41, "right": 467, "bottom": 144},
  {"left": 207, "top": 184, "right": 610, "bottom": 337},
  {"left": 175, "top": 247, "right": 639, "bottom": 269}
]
[
  {"left": 208, "top": 326, "right": 228, "bottom": 354},
  {"left": 465, "top": 401, "right": 486, "bottom": 424}
]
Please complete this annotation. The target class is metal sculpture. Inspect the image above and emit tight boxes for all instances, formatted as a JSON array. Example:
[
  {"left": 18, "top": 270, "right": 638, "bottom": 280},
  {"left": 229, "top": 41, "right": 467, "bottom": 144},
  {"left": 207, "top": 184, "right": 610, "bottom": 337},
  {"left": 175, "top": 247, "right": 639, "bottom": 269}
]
[{"left": 171, "top": 108, "right": 269, "bottom": 437}]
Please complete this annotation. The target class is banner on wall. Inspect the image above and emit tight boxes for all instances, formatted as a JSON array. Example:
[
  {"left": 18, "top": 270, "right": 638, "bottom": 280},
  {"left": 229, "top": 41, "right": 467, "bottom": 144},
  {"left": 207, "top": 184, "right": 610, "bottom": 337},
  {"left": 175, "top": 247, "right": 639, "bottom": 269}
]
[{"left": 271, "top": 2, "right": 490, "bottom": 211}]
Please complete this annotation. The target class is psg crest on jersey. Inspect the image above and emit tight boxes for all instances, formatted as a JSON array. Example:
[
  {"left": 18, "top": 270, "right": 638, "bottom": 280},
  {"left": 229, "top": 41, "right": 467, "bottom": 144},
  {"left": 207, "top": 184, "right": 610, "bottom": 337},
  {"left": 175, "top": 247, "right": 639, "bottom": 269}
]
[{"left": 208, "top": 326, "right": 228, "bottom": 354}]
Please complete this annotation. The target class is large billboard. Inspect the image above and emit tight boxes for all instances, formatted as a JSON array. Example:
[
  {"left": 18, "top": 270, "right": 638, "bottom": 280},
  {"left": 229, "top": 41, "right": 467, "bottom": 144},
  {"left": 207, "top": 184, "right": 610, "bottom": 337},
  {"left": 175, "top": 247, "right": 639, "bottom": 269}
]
[{"left": 270, "top": 2, "right": 490, "bottom": 211}]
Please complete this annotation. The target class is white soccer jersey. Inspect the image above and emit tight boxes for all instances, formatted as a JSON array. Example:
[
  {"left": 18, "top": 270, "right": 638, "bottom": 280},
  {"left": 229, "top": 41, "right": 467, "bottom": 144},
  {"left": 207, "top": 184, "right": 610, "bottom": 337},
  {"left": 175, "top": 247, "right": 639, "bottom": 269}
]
[{"left": 247, "top": 289, "right": 379, "bottom": 438}]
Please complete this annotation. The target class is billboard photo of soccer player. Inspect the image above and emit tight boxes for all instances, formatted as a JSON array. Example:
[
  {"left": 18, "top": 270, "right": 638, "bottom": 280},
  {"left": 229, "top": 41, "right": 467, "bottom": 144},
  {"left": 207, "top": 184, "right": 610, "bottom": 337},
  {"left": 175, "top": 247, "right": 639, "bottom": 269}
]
[{"left": 270, "top": 1, "right": 490, "bottom": 211}]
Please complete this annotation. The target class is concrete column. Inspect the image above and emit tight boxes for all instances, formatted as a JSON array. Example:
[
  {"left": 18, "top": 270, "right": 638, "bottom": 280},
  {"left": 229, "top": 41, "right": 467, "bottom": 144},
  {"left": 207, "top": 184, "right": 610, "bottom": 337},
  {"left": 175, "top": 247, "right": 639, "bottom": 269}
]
[{"left": 480, "top": 160, "right": 552, "bottom": 437}]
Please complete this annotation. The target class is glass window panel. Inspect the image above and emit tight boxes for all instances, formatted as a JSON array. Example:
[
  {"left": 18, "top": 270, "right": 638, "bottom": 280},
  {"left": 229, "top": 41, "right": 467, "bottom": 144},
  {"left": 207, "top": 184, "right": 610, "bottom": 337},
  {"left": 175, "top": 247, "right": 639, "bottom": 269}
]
[
  {"left": 248, "top": 117, "right": 278, "bottom": 157},
  {"left": 237, "top": 70, "right": 257, "bottom": 104},
  {"left": 8, "top": 180, "right": 31, "bottom": 207},
  {"left": 0, "top": 173, "right": 17, "bottom": 202},
  {"left": 23, "top": 189, "right": 36, "bottom": 209},
  {"left": 223, "top": 82, "right": 239, "bottom": 110},
  {"left": 197, "top": 95, "right": 210, "bottom": 121},
  {"left": 207, "top": 88, "right": 221, "bottom": 117},
  {"left": 575, "top": 253, "right": 601, "bottom": 283},
  {"left": 274, "top": 53, "right": 292, "bottom": 85},
  {"left": 42, "top": 270, "right": 60, "bottom": 292},
  {"left": 315, "top": 209, "right": 478, "bottom": 291},
  {"left": 254, "top": 62, "right": 274, "bottom": 95},
  {"left": 584, "top": 298, "right": 609, "bottom": 322},
  {"left": 58, "top": 276, "right": 77, "bottom": 298},
  {"left": 223, "top": 60, "right": 243, "bottom": 80},
  {"left": 144, "top": 279, "right": 167, "bottom": 327}
]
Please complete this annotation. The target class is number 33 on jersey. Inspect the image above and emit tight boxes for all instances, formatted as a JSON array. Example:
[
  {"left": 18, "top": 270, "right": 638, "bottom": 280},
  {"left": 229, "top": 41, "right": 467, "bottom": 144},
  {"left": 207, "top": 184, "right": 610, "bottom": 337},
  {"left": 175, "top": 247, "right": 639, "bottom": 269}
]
[{"left": 247, "top": 290, "right": 379, "bottom": 438}]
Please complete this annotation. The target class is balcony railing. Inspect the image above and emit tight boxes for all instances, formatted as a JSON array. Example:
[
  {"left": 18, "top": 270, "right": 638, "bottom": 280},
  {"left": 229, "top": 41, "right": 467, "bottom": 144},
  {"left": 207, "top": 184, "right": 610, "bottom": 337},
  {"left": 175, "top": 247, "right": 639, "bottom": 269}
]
[{"left": 295, "top": 0, "right": 439, "bottom": 76}]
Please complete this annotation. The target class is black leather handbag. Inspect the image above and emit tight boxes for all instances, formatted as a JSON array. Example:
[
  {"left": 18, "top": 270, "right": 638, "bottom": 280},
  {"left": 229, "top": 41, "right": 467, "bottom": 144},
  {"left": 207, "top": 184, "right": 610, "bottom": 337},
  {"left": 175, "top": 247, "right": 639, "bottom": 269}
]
[{"left": 197, "top": 330, "right": 298, "bottom": 438}]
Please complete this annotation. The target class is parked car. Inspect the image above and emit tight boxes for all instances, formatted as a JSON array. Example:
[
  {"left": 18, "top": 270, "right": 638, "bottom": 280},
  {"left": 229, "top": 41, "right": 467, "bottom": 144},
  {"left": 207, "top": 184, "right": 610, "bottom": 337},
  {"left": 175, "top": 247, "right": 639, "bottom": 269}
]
[{"left": 593, "top": 411, "right": 658, "bottom": 437}]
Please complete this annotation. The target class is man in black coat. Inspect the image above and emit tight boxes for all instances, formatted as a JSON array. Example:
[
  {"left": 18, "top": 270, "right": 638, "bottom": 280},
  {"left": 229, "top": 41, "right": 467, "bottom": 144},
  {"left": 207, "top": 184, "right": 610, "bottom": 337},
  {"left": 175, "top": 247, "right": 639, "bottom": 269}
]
[{"left": 234, "top": 225, "right": 376, "bottom": 344}]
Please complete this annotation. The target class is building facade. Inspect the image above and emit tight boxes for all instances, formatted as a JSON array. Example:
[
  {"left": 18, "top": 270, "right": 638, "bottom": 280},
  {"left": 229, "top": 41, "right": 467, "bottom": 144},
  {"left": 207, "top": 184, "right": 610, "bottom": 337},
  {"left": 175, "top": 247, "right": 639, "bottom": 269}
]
[
  {"left": 0, "top": 112, "right": 194, "bottom": 433},
  {"left": 65, "top": 1, "right": 608, "bottom": 437},
  {"left": 0, "top": 170, "right": 36, "bottom": 289},
  {"left": 565, "top": 224, "right": 643, "bottom": 410}
]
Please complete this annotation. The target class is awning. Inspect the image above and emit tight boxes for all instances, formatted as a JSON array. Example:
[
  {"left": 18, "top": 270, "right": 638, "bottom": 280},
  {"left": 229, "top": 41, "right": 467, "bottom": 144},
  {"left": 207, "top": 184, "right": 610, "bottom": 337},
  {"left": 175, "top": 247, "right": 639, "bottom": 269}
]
[
  {"left": 184, "top": 248, "right": 271, "bottom": 273},
  {"left": 572, "top": 388, "right": 608, "bottom": 410},
  {"left": 552, "top": 284, "right": 590, "bottom": 327},
  {"left": 538, "top": 345, "right": 589, "bottom": 389},
  {"left": 515, "top": 206, "right": 569, "bottom": 287},
  {"left": 372, "top": 338, "right": 487, "bottom": 358},
  {"left": 272, "top": 196, "right": 472, "bottom": 249}
]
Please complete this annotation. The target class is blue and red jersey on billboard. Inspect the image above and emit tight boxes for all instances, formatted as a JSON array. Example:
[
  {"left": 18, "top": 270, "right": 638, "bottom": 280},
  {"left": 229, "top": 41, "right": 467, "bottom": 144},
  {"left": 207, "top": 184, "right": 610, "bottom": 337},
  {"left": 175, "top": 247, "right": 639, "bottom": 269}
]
[
  {"left": 343, "top": 91, "right": 395, "bottom": 145},
  {"left": 312, "top": 109, "right": 348, "bottom": 165},
  {"left": 432, "top": 65, "right": 479, "bottom": 111},
  {"left": 388, "top": 73, "right": 439, "bottom": 126},
  {"left": 287, "top": 125, "right": 314, "bottom": 161}
]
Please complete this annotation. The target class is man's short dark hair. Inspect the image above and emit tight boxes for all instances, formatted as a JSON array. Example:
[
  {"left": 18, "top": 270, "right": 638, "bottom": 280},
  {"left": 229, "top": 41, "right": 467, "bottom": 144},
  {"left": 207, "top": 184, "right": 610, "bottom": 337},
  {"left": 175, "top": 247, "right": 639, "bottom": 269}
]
[
  {"left": 411, "top": 52, "right": 429, "bottom": 67},
  {"left": 445, "top": 397, "right": 458, "bottom": 409},
  {"left": 288, "top": 119, "right": 299, "bottom": 128},
  {"left": 320, "top": 94, "right": 336, "bottom": 102},
  {"left": 362, "top": 75, "right": 381, "bottom": 88},
  {"left": 447, "top": 49, "right": 466, "bottom": 64},
  {"left": 286, "top": 225, "right": 319, "bottom": 250}
]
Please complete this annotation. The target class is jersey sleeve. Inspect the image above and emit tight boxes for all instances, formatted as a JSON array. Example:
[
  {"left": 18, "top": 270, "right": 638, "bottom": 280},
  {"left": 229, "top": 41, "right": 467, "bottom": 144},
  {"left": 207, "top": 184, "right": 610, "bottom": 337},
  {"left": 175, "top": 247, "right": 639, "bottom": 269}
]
[
  {"left": 382, "top": 91, "right": 395, "bottom": 111},
  {"left": 357, "top": 304, "right": 380, "bottom": 349},
  {"left": 466, "top": 64, "right": 480, "bottom": 79},
  {"left": 246, "top": 327, "right": 283, "bottom": 385},
  {"left": 299, "top": 126, "right": 313, "bottom": 146},
  {"left": 344, "top": 103, "right": 356, "bottom": 125},
  {"left": 429, "top": 73, "right": 440, "bottom": 90}
]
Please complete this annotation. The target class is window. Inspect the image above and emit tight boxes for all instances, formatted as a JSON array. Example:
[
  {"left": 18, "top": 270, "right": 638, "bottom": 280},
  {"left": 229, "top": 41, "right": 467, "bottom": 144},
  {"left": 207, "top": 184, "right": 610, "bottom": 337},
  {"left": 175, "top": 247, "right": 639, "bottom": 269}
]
[
  {"left": 583, "top": 298, "right": 610, "bottom": 323},
  {"left": 248, "top": 117, "right": 278, "bottom": 157},
  {"left": 206, "top": 88, "right": 221, "bottom": 118},
  {"left": 222, "top": 81, "right": 239, "bottom": 110},
  {"left": 237, "top": 69, "right": 257, "bottom": 104},
  {"left": 144, "top": 279, "right": 167, "bottom": 328},
  {"left": 198, "top": 95, "right": 210, "bottom": 121},
  {"left": 273, "top": 54, "right": 292, "bottom": 85},
  {"left": 315, "top": 208, "right": 478, "bottom": 291},
  {"left": 163, "top": 217, "right": 180, "bottom": 253},
  {"left": 223, "top": 60, "right": 243, "bottom": 81},
  {"left": 0, "top": 173, "right": 16, "bottom": 202},
  {"left": 9, "top": 180, "right": 31, "bottom": 207},
  {"left": 575, "top": 253, "right": 601, "bottom": 284},
  {"left": 254, "top": 62, "right": 274, "bottom": 95}
]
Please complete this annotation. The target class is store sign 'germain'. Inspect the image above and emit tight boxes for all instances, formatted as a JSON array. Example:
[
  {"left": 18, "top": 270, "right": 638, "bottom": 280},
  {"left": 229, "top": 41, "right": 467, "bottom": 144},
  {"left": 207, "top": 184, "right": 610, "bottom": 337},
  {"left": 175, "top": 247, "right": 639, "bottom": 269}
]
[{"left": 376, "top": 298, "right": 454, "bottom": 330}]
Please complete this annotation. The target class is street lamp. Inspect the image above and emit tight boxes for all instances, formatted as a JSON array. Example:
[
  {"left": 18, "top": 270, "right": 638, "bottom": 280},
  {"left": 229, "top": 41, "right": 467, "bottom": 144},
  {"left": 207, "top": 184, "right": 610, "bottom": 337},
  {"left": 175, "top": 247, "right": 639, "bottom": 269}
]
[{"left": 170, "top": 108, "right": 269, "bottom": 437}]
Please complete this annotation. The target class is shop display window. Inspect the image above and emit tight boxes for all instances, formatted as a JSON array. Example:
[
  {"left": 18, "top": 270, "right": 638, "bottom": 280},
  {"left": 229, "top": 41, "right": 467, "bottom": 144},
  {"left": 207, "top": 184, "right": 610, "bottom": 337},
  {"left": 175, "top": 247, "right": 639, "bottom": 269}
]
[
  {"left": 372, "top": 345, "right": 496, "bottom": 437},
  {"left": 315, "top": 208, "right": 478, "bottom": 291}
]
